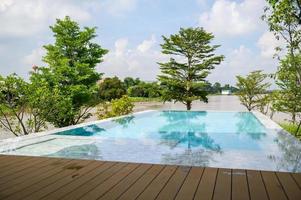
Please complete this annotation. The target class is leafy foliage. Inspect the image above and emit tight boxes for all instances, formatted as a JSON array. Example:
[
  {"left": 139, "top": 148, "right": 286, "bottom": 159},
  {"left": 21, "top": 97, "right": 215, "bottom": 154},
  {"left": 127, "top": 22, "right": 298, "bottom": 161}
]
[
  {"left": 273, "top": 55, "right": 301, "bottom": 122},
  {"left": 97, "top": 95, "right": 134, "bottom": 119},
  {"left": 127, "top": 82, "right": 162, "bottom": 98},
  {"left": 33, "top": 16, "right": 108, "bottom": 127},
  {"left": 264, "top": 0, "right": 301, "bottom": 124},
  {"left": 236, "top": 71, "right": 271, "bottom": 111},
  {"left": 0, "top": 74, "right": 49, "bottom": 136},
  {"left": 123, "top": 77, "right": 141, "bottom": 89},
  {"left": 98, "top": 77, "right": 126, "bottom": 101},
  {"left": 158, "top": 27, "right": 224, "bottom": 110}
]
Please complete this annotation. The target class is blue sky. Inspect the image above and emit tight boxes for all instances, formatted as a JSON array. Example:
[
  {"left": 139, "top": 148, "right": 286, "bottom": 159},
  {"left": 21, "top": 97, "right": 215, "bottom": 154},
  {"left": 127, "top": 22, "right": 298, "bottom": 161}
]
[{"left": 0, "top": 0, "right": 283, "bottom": 85}]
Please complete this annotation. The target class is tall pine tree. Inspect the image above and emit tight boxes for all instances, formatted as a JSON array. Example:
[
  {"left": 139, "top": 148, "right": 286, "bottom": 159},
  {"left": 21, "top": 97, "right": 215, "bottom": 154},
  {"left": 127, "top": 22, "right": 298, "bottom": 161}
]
[{"left": 158, "top": 27, "right": 224, "bottom": 110}]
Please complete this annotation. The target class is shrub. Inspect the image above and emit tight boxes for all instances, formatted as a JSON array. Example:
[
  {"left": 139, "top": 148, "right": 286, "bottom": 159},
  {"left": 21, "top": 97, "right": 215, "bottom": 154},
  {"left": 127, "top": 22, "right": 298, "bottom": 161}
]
[{"left": 97, "top": 95, "right": 134, "bottom": 119}]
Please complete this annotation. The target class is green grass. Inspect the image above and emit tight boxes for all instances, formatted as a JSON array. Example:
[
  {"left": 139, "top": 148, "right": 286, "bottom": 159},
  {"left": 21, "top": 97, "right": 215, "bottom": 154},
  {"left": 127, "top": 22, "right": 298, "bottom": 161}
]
[
  {"left": 279, "top": 122, "right": 301, "bottom": 139},
  {"left": 128, "top": 97, "right": 162, "bottom": 102}
]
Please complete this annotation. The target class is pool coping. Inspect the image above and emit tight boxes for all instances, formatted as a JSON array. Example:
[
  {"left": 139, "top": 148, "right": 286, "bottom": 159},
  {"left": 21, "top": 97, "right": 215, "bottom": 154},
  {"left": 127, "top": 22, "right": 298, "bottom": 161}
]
[{"left": 0, "top": 109, "right": 295, "bottom": 152}]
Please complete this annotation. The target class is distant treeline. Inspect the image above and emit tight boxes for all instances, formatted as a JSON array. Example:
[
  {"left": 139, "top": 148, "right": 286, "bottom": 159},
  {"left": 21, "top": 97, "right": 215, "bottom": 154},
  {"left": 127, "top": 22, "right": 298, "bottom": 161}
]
[{"left": 98, "top": 76, "right": 238, "bottom": 101}]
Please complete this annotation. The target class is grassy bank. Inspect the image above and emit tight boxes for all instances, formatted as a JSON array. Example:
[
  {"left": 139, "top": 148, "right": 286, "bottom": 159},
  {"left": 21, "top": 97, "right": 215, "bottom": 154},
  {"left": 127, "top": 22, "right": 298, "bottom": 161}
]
[
  {"left": 129, "top": 97, "right": 162, "bottom": 102},
  {"left": 280, "top": 122, "right": 301, "bottom": 139}
]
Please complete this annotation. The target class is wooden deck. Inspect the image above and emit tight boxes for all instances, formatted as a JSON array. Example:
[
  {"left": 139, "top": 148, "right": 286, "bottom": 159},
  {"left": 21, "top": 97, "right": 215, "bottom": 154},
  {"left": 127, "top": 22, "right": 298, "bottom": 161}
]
[{"left": 0, "top": 155, "right": 300, "bottom": 200}]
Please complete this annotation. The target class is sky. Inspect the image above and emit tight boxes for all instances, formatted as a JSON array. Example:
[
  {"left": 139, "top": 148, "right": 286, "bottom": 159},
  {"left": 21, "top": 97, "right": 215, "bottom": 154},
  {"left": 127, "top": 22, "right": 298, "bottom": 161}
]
[{"left": 0, "top": 0, "right": 284, "bottom": 85}]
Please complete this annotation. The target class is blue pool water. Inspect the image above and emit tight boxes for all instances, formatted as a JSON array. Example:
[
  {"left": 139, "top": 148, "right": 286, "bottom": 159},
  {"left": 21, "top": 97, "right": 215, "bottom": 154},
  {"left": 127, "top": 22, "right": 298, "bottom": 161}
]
[{"left": 3, "top": 111, "right": 301, "bottom": 172}]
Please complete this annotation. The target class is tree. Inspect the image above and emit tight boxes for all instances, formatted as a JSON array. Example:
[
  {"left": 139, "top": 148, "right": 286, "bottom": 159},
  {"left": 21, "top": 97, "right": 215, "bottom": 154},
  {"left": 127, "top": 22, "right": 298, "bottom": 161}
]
[
  {"left": 273, "top": 54, "right": 301, "bottom": 122},
  {"left": 98, "top": 77, "right": 126, "bottom": 101},
  {"left": 33, "top": 16, "right": 108, "bottom": 127},
  {"left": 236, "top": 71, "right": 271, "bottom": 111},
  {"left": 0, "top": 74, "right": 48, "bottom": 136},
  {"left": 212, "top": 82, "right": 221, "bottom": 94},
  {"left": 158, "top": 27, "right": 224, "bottom": 110},
  {"left": 97, "top": 95, "right": 134, "bottom": 119},
  {"left": 264, "top": 0, "right": 301, "bottom": 124},
  {"left": 123, "top": 77, "right": 141, "bottom": 89},
  {"left": 267, "top": 0, "right": 301, "bottom": 24},
  {"left": 127, "top": 82, "right": 161, "bottom": 98}
]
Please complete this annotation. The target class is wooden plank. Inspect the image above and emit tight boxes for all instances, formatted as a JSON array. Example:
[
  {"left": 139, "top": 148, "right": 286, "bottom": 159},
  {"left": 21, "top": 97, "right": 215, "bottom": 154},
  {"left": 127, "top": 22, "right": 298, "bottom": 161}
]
[
  {"left": 99, "top": 164, "right": 152, "bottom": 200},
  {"left": 291, "top": 173, "right": 301, "bottom": 189},
  {"left": 194, "top": 167, "right": 218, "bottom": 200},
  {"left": 41, "top": 162, "right": 116, "bottom": 200},
  {"left": 175, "top": 167, "right": 204, "bottom": 200},
  {"left": 61, "top": 162, "right": 128, "bottom": 200},
  {"left": 0, "top": 158, "right": 75, "bottom": 200},
  {"left": 212, "top": 168, "right": 231, "bottom": 200},
  {"left": 156, "top": 166, "right": 190, "bottom": 200},
  {"left": 246, "top": 170, "right": 268, "bottom": 200},
  {"left": 232, "top": 169, "right": 249, "bottom": 200},
  {"left": 118, "top": 165, "right": 164, "bottom": 200},
  {"left": 277, "top": 172, "right": 301, "bottom": 200},
  {"left": 79, "top": 163, "right": 140, "bottom": 200},
  {"left": 0, "top": 156, "right": 34, "bottom": 170},
  {"left": 136, "top": 165, "right": 177, "bottom": 200},
  {"left": 0, "top": 156, "right": 49, "bottom": 180},
  {"left": 261, "top": 171, "right": 288, "bottom": 200},
  {"left": 22, "top": 160, "right": 101, "bottom": 200},
  {"left": 0, "top": 158, "right": 67, "bottom": 192},
  {"left": 0, "top": 158, "right": 61, "bottom": 186}
]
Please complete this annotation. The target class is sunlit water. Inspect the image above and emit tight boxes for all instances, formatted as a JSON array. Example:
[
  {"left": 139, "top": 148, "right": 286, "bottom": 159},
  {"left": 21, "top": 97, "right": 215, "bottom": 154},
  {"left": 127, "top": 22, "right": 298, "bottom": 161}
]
[{"left": 3, "top": 111, "right": 301, "bottom": 172}]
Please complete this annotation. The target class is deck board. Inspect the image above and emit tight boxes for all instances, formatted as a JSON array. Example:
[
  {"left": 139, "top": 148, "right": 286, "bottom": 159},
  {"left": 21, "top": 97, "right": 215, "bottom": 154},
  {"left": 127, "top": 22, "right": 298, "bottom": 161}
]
[
  {"left": 232, "top": 169, "right": 249, "bottom": 200},
  {"left": 277, "top": 172, "right": 301, "bottom": 200},
  {"left": 194, "top": 167, "right": 218, "bottom": 200},
  {"left": 246, "top": 170, "right": 269, "bottom": 200},
  {"left": 0, "top": 155, "right": 300, "bottom": 200},
  {"left": 175, "top": 167, "right": 204, "bottom": 200},
  {"left": 261, "top": 171, "right": 288, "bottom": 200}
]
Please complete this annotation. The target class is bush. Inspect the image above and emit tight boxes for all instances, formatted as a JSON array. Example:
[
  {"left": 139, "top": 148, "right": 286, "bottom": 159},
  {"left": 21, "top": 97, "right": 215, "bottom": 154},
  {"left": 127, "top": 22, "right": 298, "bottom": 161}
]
[
  {"left": 98, "top": 77, "right": 126, "bottom": 101},
  {"left": 127, "top": 82, "right": 161, "bottom": 98},
  {"left": 97, "top": 95, "right": 134, "bottom": 119}
]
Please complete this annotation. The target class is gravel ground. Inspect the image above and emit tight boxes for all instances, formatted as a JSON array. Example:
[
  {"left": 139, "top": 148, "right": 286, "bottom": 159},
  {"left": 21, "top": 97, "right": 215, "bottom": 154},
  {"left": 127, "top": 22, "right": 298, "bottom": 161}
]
[{"left": 0, "top": 95, "right": 296, "bottom": 140}]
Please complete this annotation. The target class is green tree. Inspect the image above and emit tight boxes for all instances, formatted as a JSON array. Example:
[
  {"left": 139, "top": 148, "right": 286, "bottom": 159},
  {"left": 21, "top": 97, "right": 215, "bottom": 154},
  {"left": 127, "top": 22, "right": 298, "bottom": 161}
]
[
  {"left": 267, "top": 0, "right": 301, "bottom": 24},
  {"left": 33, "top": 16, "right": 108, "bottom": 127},
  {"left": 264, "top": 0, "right": 301, "bottom": 125},
  {"left": 97, "top": 95, "right": 134, "bottom": 119},
  {"left": 236, "top": 71, "right": 271, "bottom": 111},
  {"left": 158, "top": 27, "right": 224, "bottom": 110},
  {"left": 123, "top": 77, "right": 141, "bottom": 89},
  {"left": 0, "top": 74, "right": 48, "bottom": 136},
  {"left": 212, "top": 82, "right": 221, "bottom": 94},
  {"left": 127, "top": 82, "right": 161, "bottom": 98},
  {"left": 273, "top": 55, "right": 301, "bottom": 122},
  {"left": 98, "top": 77, "right": 126, "bottom": 101}
]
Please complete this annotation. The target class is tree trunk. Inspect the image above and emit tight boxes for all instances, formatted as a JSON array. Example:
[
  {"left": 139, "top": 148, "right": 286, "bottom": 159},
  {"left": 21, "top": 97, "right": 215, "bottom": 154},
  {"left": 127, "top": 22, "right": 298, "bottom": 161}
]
[
  {"left": 186, "top": 101, "right": 192, "bottom": 110},
  {"left": 296, "top": 120, "right": 301, "bottom": 136},
  {"left": 292, "top": 112, "right": 296, "bottom": 123}
]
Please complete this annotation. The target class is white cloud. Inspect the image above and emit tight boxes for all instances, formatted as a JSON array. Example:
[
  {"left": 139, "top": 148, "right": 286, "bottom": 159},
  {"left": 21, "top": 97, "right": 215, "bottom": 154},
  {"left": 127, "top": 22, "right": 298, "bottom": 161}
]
[
  {"left": 137, "top": 35, "right": 156, "bottom": 53},
  {"left": 0, "top": 0, "right": 91, "bottom": 37},
  {"left": 257, "top": 31, "right": 285, "bottom": 58},
  {"left": 100, "top": 36, "right": 167, "bottom": 80},
  {"left": 101, "top": 0, "right": 137, "bottom": 16},
  {"left": 208, "top": 45, "right": 278, "bottom": 85},
  {"left": 22, "top": 48, "right": 45, "bottom": 67},
  {"left": 114, "top": 38, "right": 129, "bottom": 57},
  {"left": 199, "top": 0, "right": 265, "bottom": 37}
]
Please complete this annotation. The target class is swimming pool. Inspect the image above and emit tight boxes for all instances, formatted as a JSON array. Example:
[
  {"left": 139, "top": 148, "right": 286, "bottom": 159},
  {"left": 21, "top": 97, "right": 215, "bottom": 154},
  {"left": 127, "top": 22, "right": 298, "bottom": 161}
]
[{"left": 1, "top": 110, "right": 301, "bottom": 172}]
